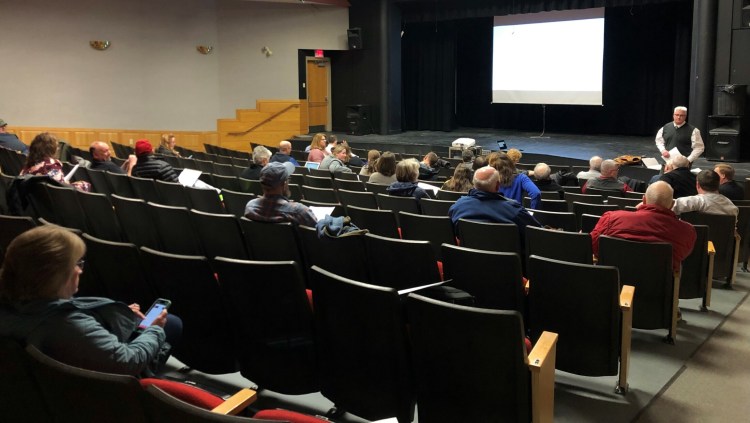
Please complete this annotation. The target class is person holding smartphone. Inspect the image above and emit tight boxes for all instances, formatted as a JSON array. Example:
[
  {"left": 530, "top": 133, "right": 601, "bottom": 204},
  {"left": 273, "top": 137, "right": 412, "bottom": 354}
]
[{"left": 0, "top": 226, "right": 181, "bottom": 377}]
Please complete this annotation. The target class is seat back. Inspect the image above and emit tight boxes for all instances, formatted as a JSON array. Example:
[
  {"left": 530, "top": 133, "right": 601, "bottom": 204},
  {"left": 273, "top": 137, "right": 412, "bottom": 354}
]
[
  {"left": 681, "top": 212, "right": 738, "bottom": 281},
  {"left": 45, "top": 183, "right": 88, "bottom": 232},
  {"left": 333, "top": 178, "right": 366, "bottom": 192},
  {"left": 441, "top": 244, "right": 524, "bottom": 312},
  {"left": 527, "top": 256, "right": 621, "bottom": 376},
  {"left": 0, "top": 215, "right": 36, "bottom": 267},
  {"left": 311, "top": 267, "right": 415, "bottom": 423},
  {"left": 607, "top": 196, "right": 642, "bottom": 209},
  {"left": 457, "top": 219, "right": 520, "bottom": 254},
  {"left": 345, "top": 205, "right": 400, "bottom": 239},
  {"left": 365, "top": 182, "right": 390, "bottom": 194},
  {"left": 0, "top": 338, "right": 51, "bottom": 421},
  {"left": 106, "top": 171, "right": 136, "bottom": 197},
  {"left": 364, "top": 233, "right": 440, "bottom": 290},
  {"left": 139, "top": 248, "right": 236, "bottom": 374},
  {"left": 148, "top": 202, "right": 204, "bottom": 255},
  {"left": 376, "top": 193, "right": 420, "bottom": 216},
  {"left": 528, "top": 209, "right": 578, "bottom": 232},
  {"left": 211, "top": 174, "right": 241, "bottom": 191},
  {"left": 303, "top": 174, "right": 334, "bottom": 189},
  {"left": 572, "top": 202, "right": 619, "bottom": 230},
  {"left": 221, "top": 189, "right": 255, "bottom": 218},
  {"left": 680, "top": 225, "right": 711, "bottom": 302},
  {"left": 185, "top": 186, "right": 225, "bottom": 214},
  {"left": 297, "top": 225, "right": 370, "bottom": 284},
  {"left": 129, "top": 175, "right": 161, "bottom": 203},
  {"left": 85, "top": 168, "right": 113, "bottom": 196},
  {"left": 525, "top": 225, "right": 593, "bottom": 265},
  {"left": 435, "top": 189, "right": 465, "bottom": 201},
  {"left": 406, "top": 294, "right": 530, "bottom": 423},
  {"left": 398, "top": 211, "right": 456, "bottom": 259},
  {"left": 598, "top": 236, "right": 674, "bottom": 332},
  {"left": 25, "top": 345, "right": 146, "bottom": 422},
  {"left": 214, "top": 258, "right": 317, "bottom": 394},
  {"left": 239, "top": 218, "right": 306, "bottom": 266},
  {"left": 190, "top": 210, "right": 249, "bottom": 260},
  {"left": 564, "top": 192, "right": 604, "bottom": 210},
  {"left": 76, "top": 190, "right": 124, "bottom": 242},
  {"left": 302, "top": 186, "right": 338, "bottom": 203},
  {"left": 111, "top": 194, "right": 162, "bottom": 249},
  {"left": 154, "top": 180, "right": 191, "bottom": 207},
  {"left": 337, "top": 189, "right": 378, "bottom": 210},
  {"left": 419, "top": 198, "right": 454, "bottom": 216}
]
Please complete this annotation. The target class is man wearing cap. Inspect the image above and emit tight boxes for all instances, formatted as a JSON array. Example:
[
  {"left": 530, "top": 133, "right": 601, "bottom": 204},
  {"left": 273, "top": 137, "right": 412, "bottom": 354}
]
[
  {"left": 130, "top": 139, "right": 179, "bottom": 182},
  {"left": 244, "top": 162, "right": 317, "bottom": 227},
  {"left": 89, "top": 141, "right": 137, "bottom": 175},
  {"left": 0, "top": 119, "right": 29, "bottom": 155}
]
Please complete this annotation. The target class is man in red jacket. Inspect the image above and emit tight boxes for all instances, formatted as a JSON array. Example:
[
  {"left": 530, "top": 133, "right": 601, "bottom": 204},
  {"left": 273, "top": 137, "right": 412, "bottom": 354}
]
[{"left": 590, "top": 181, "right": 696, "bottom": 271}]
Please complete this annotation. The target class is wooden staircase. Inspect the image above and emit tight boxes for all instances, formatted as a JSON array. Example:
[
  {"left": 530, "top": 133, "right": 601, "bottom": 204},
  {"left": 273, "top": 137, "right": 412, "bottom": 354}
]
[{"left": 217, "top": 99, "right": 309, "bottom": 152}]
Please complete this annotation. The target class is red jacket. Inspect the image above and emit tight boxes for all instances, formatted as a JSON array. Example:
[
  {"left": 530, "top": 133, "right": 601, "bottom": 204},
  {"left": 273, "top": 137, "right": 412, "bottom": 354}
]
[{"left": 590, "top": 204, "right": 697, "bottom": 271}]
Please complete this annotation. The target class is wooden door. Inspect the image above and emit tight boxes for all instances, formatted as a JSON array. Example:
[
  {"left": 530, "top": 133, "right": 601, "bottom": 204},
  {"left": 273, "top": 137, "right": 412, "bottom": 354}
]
[{"left": 306, "top": 58, "right": 330, "bottom": 133}]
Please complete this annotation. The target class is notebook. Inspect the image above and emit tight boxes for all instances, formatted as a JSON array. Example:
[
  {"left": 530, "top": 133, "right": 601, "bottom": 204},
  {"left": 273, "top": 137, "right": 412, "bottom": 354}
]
[{"left": 305, "top": 161, "right": 320, "bottom": 170}]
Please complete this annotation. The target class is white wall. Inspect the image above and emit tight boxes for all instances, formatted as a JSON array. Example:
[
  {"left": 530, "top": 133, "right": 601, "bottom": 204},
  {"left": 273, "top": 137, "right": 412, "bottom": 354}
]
[
  {"left": 216, "top": 1, "right": 349, "bottom": 118},
  {"left": 0, "top": 0, "right": 349, "bottom": 131}
]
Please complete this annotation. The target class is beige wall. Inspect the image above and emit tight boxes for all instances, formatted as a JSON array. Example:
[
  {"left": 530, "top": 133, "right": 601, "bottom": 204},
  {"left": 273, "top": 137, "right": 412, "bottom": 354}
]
[{"left": 0, "top": 0, "right": 348, "bottom": 131}]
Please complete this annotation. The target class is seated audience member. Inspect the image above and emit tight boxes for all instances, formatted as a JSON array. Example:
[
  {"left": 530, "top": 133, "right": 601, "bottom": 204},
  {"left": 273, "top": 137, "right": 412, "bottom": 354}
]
[
  {"left": 461, "top": 149, "right": 475, "bottom": 164},
  {"left": 448, "top": 166, "right": 541, "bottom": 247},
  {"left": 325, "top": 134, "right": 337, "bottom": 156},
  {"left": 673, "top": 169, "right": 739, "bottom": 222},
  {"left": 532, "top": 163, "right": 565, "bottom": 199},
  {"left": 360, "top": 150, "right": 380, "bottom": 176},
  {"left": 657, "top": 155, "right": 697, "bottom": 198},
  {"left": 269, "top": 140, "right": 300, "bottom": 167},
  {"left": 488, "top": 152, "right": 541, "bottom": 209},
  {"left": 131, "top": 140, "right": 179, "bottom": 182},
  {"left": 472, "top": 155, "right": 487, "bottom": 171},
  {"left": 156, "top": 133, "right": 181, "bottom": 157},
  {"left": 576, "top": 155, "right": 603, "bottom": 180},
  {"left": 506, "top": 148, "right": 524, "bottom": 174},
  {"left": 21, "top": 132, "right": 91, "bottom": 192},
  {"left": 244, "top": 162, "right": 317, "bottom": 226},
  {"left": 0, "top": 225, "right": 180, "bottom": 376},
  {"left": 590, "top": 181, "right": 696, "bottom": 271},
  {"left": 0, "top": 118, "right": 29, "bottom": 154},
  {"left": 581, "top": 159, "right": 632, "bottom": 194},
  {"left": 441, "top": 163, "right": 474, "bottom": 193},
  {"left": 341, "top": 141, "right": 365, "bottom": 167},
  {"left": 715, "top": 163, "right": 745, "bottom": 201},
  {"left": 387, "top": 158, "right": 433, "bottom": 200},
  {"left": 368, "top": 151, "right": 398, "bottom": 185},
  {"left": 306, "top": 133, "right": 327, "bottom": 163},
  {"left": 320, "top": 144, "right": 353, "bottom": 174},
  {"left": 89, "top": 141, "right": 136, "bottom": 175},
  {"left": 418, "top": 152, "right": 440, "bottom": 181},
  {"left": 241, "top": 145, "right": 271, "bottom": 180}
]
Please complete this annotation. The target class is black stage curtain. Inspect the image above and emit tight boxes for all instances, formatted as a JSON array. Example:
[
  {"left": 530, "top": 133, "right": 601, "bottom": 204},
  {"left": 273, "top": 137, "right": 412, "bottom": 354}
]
[{"left": 401, "top": 1, "right": 693, "bottom": 136}]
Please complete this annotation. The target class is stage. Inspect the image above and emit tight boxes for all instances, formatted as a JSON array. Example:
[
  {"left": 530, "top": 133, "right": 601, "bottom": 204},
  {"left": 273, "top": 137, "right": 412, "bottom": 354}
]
[{"left": 323, "top": 128, "right": 750, "bottom": 181}]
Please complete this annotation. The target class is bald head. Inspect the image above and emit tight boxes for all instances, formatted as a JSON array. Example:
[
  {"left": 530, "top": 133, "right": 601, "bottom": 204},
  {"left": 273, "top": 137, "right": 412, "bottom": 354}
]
[
  {"left": 644, "top": 181, "right": 674, "bottom": 209},
  {"left": 533, "top": 163, "right": 551, "bottom": 180},
  {"left": 89, "top": 141, "right": 111, "bottom": 162},
  {"left": 590, "top": 156, "right": 602, "bottom": 171},
  {"left": 600, "top": 160, "right": 619, "bottom": 178},
  {"left": 670, "top": 155, "right": 689, "bottom": 169},
  {"left": 279, "top": 140, "right": 292, "bottom": 154},
  {"left": 473, "top": 166, "right": 500, "bottom": 192}
]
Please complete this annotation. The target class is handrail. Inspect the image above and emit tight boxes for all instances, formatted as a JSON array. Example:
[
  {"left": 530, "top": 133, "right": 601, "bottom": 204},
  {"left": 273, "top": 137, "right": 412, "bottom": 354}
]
[{"left": 227, "top": 103, "right": 300, "bottom": 136}]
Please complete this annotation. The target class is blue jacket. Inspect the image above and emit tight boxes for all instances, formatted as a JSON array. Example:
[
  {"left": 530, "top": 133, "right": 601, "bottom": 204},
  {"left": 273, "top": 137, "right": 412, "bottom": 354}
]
[
  {"left": 387, "top": 181, "right": 432, "bottom": 201},
  {"left": 449, "top": 188, "right": 541, "bottom": 229},
  {"left": 499, "top": 173, "right": 541, "bottom": 210}
]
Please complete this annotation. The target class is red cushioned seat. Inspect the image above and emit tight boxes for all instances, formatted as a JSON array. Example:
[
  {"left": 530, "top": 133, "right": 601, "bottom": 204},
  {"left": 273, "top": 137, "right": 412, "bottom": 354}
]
[
  {"left": 254, "top": 408, "right": 330, "bottom": 422},
  {"left": 140, "top": 378, "right": 223, "bottom": 410}
]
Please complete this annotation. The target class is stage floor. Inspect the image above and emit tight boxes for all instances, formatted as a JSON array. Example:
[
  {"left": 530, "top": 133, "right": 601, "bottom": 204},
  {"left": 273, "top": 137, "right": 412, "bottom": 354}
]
[{"left": 335, "top": 128, "right": 750, "bottom": 180}]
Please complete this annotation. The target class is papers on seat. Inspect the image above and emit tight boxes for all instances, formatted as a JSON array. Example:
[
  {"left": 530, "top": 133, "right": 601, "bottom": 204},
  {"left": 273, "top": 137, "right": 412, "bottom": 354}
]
[
  {"left": 63, "top": 164, "right": 80, "bottom": 183},
  {"left": 641, "top": 157, "right": 661, "bottom": 170},
  {"left": 309, "top": 206, "right": 335, "bottom": 221},
  {"left": 417, "top": 182, "right": 439, "bottom": 195},
  {"left": 178, "top": 168, "right": 202, "bottom": 187}
]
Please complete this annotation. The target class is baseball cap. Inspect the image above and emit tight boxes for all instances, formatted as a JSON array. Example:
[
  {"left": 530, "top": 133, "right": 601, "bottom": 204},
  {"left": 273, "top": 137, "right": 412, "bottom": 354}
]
[
  {"left": 260, "top": 162, "right": 295, "bottom": 187},
  {"left": 0, "top": 119, "right": 7, "bottom": 127}
]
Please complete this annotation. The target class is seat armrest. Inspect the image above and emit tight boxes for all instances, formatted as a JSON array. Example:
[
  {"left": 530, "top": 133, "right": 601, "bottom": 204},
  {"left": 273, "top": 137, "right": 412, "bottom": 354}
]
[
  {"left": 211, "top": 388, "right": 258, "bottom": 415},
  {"left": 707, "top": 240, "right": 716, "bottom": 255},
  {"left": 618, "top": 285, "right": 635, "bottom": 393},
  {"left": 619, "top": 285, "right": 634, "bottom": 310},
  {"left": 528, "top": 331, "right": 558, "bottom": 423}
]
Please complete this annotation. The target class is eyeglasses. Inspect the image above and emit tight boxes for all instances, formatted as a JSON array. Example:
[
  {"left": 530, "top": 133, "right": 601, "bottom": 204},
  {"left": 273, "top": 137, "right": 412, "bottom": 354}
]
[{"left": 76, "top": 259, "right": 85, "bottom": 270}]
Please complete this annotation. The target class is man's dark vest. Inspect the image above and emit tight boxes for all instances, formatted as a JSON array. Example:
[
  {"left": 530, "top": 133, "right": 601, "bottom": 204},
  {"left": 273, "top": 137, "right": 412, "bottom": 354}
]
[{"left": 662, "top": 123, "right": 694, "bottom": 157}]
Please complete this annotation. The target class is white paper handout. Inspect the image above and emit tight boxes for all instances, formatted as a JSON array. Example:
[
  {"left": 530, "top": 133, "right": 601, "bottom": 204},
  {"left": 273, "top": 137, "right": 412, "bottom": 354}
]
[
  {"left": 178, "top": 168, "right": 202, "bottom": 187},
  {"left": 641, "top": 157, "right": 661, "bottom": 170},
  {"left": 63, "top": 164, "right": 80, "bottom": 183},
  {"left": 417, "top": 182, "right": 440, "bottom": 195},
  {"left": 309, "top": 206, "right": 335, "bottom": 221}
]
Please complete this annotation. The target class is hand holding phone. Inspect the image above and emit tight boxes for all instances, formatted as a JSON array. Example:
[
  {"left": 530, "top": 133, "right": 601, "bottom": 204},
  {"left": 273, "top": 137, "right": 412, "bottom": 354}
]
[{"left": 138, "top": 299, "right": 171, "bottom": 329}]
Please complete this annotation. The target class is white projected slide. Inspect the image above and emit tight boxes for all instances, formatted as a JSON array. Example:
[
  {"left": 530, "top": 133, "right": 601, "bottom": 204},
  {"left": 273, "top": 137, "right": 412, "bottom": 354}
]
[{"left": 492, "top": 8, "right": 604, "bottom": 106}]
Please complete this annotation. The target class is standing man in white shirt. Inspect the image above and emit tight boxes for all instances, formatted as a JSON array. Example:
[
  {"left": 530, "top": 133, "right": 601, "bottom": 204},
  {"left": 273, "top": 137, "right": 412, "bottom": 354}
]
[{"left": 655, "top": 106, "right": 704, "bottom": 163}]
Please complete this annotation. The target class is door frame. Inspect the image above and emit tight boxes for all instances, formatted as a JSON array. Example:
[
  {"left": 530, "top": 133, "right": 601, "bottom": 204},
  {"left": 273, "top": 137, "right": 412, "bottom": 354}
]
[{"left": 305, "top": 56, "right": 332, "bottom": 133}]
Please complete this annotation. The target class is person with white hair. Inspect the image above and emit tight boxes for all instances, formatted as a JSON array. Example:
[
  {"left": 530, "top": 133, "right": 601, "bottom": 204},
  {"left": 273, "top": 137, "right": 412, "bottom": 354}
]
[
  {"left": 656, "top": 154, "right": 697, "bottom": 198},
  {"left": 531, "top": 162, "right": 564, "bottom": 198},
  {"left": 655, "top": 106, "right": 704, "bottom": 163},
  {"left": 240, "top": 145, "right": 272, "bottom": 180},
  {"left": 581, "top": 159, "right": 631, "bottom": 194},
  {"left": 576, "top": 156, "right": 602, "bottom": 180}
]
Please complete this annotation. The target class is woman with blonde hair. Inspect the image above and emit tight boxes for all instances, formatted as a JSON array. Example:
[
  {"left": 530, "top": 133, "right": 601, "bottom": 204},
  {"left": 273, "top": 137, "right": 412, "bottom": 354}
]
[
  {"left": 360, "top": 150, "right": 380, "bottom": 176},
  {"left": 21, "top": 132, "right": 91, "bottom": 192},
  {"left": 306, "top": 133, "right": 327, "bottom": 163},
  {"left": 0, "top": 225, "right": 180, "bottom": 376},
  {"left": 487, "top": 151, "right": 541, "bottom": 209},
  {"left": 441, "top": 163, "right": 474, "bottom": 193},
  {"left": 156, "top": 133, "right": 181, "bottom": 157}
]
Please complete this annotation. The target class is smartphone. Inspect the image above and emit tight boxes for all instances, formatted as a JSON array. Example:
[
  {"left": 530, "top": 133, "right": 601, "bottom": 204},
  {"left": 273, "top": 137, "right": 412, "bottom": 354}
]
[{"left": 138, "top": 298, "right": 171, "bottom": 329}]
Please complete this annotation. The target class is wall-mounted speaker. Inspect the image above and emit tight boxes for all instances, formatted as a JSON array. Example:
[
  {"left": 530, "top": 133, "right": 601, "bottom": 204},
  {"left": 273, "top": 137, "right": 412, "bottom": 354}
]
[
  {"left": 347, "top": 28, "right": 362, "bottom": 50},
  {"left": 706, "top": 134, "right": 740, "bottom": 162}
]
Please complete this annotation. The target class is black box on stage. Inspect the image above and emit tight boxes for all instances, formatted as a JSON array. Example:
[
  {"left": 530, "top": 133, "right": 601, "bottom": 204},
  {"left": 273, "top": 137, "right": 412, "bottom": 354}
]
[
  {"left": 346, "top": 104, "right": 372, "bottom": 136},
  {"left": 347, "top": 28, "right": 362, "bottom": 50},
  {"left": 714, "top": 85, "right": 747, "bottom": 116},
  {"left": 706, "top": 134, "right": 741, "bottom": 162}
]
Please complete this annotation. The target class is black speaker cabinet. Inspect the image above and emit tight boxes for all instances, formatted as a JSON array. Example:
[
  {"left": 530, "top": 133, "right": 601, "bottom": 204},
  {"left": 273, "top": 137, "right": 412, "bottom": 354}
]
[
  {"left": 347, "top": 28, "right": 362, "bottom": 50},
  {"left": 346, "top": 104, "right": 372, "bottom": 135},
  {"left": 714, "top": 85, "right": 747, "bottom": 116},
  {"left": 707, "top": 134, "right": 741, "bottom": 162}
]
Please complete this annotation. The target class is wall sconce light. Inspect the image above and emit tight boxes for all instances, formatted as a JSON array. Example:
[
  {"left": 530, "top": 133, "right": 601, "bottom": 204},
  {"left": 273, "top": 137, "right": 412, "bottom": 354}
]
[
  {"left": 196, "top": 45, "right": 213, "bottom": 55},
  {"left": 90, "top": 40, "right": 110, "bottom": 51},
  {"left": 261, "top": 46, "right": 273, "bottom": 57}
]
